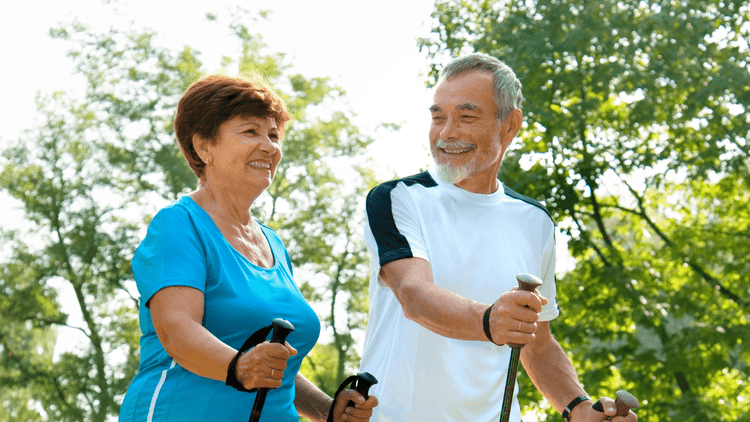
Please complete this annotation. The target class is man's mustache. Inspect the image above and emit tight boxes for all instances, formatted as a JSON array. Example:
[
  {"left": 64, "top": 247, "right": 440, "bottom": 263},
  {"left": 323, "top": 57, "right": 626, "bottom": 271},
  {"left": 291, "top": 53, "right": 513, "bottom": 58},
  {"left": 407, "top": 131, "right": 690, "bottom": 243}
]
[{"left": 435, "top": 139, "right": 476, "bottom": 150}]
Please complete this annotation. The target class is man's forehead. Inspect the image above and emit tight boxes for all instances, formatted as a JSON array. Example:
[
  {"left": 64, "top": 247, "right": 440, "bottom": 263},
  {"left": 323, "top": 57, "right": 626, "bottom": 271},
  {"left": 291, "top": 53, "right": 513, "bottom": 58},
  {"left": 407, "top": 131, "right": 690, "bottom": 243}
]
[{"left": 432, "top": 70, "right": 495, "bottom": 104}]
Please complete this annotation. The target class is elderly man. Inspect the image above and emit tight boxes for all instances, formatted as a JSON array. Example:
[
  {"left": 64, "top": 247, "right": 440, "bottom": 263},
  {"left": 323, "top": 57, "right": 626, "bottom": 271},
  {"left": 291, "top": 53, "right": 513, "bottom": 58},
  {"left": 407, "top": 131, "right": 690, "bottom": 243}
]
[{"left": 358, "top": 53, "right": 637, "bottom": 422}]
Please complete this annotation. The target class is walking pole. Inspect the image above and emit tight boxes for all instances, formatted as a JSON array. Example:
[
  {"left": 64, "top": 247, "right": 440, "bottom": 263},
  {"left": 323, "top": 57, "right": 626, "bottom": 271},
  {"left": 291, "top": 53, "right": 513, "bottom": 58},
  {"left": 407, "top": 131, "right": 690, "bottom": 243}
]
[
  {"left": 498, "top": 273, "right": 543, "bottom": 422},
  {"left": 351, "top": 372, "right": 378, "bottom": 403},
  {"left": 326, "top": 372, "right": 379, "bottom": 422},
  {"left": 592, "top": 390, "right": 640, "bottom": 420},
  {"left": 248, "top": 318, "right": 295, "bottom": 422}
]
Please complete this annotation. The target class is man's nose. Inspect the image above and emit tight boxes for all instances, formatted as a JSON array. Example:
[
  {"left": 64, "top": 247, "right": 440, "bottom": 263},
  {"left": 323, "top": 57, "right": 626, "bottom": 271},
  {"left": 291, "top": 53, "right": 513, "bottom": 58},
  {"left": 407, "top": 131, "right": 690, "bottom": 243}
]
[{"left": 439, "top": 116, "right": 460, "bottom": 141}]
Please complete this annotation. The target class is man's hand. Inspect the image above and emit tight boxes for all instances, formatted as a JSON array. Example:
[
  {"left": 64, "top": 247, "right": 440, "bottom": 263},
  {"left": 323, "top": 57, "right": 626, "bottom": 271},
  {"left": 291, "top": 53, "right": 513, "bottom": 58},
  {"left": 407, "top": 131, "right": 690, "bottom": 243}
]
[
  {"left": 489, "top": 287, "right": 548, "bottom": 346},
  {"left": 570, "top": 397, "right": 638, "bottom": 422}
]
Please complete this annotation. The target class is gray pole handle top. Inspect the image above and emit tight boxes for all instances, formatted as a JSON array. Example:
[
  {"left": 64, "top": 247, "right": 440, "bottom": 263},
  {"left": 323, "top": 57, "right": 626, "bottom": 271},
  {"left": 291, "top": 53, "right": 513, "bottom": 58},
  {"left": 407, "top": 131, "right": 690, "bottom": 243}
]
[
  {"left": 592, "top": 390, "right": 640, "bottom": 419},
  {"left": 614, "top": 390, "right": 640, "bottom": 416},
  {"left": 516, "top": 273, "right": 543, "bottom": 292}
]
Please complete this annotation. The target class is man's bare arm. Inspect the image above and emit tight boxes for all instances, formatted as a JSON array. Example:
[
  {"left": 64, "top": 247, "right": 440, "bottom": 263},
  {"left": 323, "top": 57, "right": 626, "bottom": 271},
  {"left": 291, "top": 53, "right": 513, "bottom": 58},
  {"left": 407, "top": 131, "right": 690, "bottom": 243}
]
[
  {"left": 521, "top": 322, "right": 638, "bottom": 422},
  {"left": 380, "top": 257, "right": 545, "bottom": 345}
]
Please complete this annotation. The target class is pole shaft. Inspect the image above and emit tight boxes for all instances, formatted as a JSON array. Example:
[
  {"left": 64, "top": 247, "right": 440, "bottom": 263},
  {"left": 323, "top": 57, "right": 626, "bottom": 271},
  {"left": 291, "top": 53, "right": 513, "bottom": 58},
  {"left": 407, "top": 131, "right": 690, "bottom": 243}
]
[
  {"left": 499, "top": 347, "right": 521, "bottom": 422},
  {"left": 498, "top": 274, "right": 543, "bottom": 422}
]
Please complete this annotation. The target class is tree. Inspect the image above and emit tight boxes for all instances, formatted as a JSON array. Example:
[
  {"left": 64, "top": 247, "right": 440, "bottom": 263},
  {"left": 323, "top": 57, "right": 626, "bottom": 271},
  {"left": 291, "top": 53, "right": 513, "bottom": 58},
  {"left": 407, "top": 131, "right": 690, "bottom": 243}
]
[
  {"left": 0, "top": 8, "right": 381, "bottom": 421},
  {"left": 421, "top": 0, "right": 750, "bottom": 420},
  {"left": 0, "top": 237, "right": 63, "bottom": 422},
  {"left": 0, "top": 88, "right": 143, "bottom": 422}
]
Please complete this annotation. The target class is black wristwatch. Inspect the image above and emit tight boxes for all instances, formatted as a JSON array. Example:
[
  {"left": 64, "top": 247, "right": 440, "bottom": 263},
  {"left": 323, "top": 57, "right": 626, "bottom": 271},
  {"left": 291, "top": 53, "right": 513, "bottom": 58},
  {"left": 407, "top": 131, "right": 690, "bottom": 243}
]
[{"left": 561, "top": 395, "right": 591, "bottom": 421}]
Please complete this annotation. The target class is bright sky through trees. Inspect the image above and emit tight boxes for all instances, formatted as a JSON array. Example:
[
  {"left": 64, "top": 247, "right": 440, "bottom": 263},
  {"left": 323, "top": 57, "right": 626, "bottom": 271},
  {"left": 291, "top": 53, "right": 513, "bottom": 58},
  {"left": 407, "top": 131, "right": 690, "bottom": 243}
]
[{"left": 0, "top": 0, "right": 436, "bottom": 184}]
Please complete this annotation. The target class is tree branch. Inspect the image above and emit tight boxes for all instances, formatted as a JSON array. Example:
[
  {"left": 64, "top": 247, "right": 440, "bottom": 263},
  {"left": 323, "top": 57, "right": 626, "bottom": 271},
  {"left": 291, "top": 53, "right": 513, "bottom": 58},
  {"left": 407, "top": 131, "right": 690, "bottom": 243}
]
[
  {"left": 608, "top": 179, "right": 748, "bottom": 308},
  {"left": 2, "top": 340, "right": 83, "bottom": 418},
  {"left": 50, "top": 168, "right": 113, "bottom": 422}
]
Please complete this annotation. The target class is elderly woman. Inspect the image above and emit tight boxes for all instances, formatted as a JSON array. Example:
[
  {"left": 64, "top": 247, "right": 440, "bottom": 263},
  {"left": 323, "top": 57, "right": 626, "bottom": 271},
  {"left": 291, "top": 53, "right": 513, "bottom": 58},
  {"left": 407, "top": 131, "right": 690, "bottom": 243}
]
[{"left": 119, "top": 73, "right": 377, "bottom": 422}]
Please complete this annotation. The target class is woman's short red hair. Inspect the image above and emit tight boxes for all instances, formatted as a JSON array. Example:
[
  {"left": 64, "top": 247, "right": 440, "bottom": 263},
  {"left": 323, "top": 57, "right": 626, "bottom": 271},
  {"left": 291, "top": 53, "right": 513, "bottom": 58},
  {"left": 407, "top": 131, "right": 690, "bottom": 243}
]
[{"left": 174, "top": 73, "right": 292, "bottom": 179}]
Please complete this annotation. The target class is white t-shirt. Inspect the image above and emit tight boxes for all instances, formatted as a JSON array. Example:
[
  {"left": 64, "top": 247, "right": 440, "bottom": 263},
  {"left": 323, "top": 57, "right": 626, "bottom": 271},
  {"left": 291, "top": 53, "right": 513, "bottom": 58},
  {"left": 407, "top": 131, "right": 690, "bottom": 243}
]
[{"left": 359, "top": 169, "right": 560, "bottom": 422}]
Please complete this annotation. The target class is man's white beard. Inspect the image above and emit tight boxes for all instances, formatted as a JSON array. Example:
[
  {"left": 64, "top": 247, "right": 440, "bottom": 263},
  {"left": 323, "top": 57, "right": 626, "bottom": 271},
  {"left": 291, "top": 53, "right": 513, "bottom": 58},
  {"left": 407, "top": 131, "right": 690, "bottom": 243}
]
[
  {"left": 433, "top": 138, "right": 478, "bottom": 184},
  {"left": 435, "top": 160, "right": 472, "bottom": 184}
]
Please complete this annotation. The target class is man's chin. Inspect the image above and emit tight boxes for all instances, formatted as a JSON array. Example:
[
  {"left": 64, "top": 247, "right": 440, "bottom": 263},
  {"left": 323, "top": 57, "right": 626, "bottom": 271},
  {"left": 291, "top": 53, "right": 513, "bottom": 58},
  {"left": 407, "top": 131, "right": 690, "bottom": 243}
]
[{"left": 435, "top": 162, "right": 471, "bottom": 184}]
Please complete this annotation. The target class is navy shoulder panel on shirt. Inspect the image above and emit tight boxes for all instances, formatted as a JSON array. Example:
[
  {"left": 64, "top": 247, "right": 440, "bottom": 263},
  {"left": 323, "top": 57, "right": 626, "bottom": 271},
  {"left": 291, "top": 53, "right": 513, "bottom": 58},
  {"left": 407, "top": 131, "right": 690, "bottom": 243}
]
[
  {"left": 366, "top": 171, "right": 438, "bottom": 266},
  {"left": 503, "top": 185, "right": 554, "bottom": 222}
]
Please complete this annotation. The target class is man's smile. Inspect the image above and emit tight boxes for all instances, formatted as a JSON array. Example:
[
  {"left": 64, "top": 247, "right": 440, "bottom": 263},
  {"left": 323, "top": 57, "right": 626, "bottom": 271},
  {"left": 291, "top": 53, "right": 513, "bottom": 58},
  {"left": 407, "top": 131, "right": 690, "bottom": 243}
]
[{"left": 436, "top": 139, "right": 477, "bottom": 155}]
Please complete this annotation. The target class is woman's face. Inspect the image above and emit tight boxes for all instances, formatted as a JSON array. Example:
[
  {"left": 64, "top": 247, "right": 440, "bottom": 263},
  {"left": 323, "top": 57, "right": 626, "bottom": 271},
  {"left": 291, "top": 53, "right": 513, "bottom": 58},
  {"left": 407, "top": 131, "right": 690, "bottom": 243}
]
[{"left": 201, "top": 114, "right": 282, "bottom": 194}]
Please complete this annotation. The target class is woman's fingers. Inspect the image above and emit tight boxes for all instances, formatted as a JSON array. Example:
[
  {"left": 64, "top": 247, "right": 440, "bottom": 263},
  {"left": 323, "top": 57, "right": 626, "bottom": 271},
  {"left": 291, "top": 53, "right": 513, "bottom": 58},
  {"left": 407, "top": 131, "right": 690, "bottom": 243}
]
[
  {"left": 236, "top": 342, "right": 293, "bottom": 390},
  {"left": 330, "top": 390, "right": 378, "bottom": 422}
]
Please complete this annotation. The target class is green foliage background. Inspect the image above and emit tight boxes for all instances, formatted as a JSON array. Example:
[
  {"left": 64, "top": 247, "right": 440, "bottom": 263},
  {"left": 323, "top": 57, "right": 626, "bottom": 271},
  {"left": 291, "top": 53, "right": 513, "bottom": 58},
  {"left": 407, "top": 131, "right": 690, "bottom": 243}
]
[{"left": 1, "top": 1, "right": 749, "bottom": 422}]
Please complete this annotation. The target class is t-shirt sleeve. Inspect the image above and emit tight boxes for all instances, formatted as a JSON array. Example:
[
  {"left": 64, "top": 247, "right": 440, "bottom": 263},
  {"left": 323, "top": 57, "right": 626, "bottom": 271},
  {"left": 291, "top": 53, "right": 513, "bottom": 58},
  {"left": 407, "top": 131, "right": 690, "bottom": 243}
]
[
  {"left": 132, "top": 205, "right": 208, "bottom": 307},
  {"left": 365, "top": 182, "right": 429, "bottom": 269},
  {"left": 538, "top": 222, "right": 560, "bottom": 321}
]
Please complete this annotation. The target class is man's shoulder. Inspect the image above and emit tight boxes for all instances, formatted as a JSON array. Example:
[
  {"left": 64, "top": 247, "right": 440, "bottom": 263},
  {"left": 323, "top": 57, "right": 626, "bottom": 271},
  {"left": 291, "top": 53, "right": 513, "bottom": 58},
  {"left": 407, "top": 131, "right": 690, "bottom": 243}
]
[
  {"left": 367, "top": 171, "right": 438, "bottom": 200},
  {"left": 374, "top": 171, "right": 438, "bottom": 191},
  {"left": 502, "top": 185, "right": 554, "bottom": 222}
]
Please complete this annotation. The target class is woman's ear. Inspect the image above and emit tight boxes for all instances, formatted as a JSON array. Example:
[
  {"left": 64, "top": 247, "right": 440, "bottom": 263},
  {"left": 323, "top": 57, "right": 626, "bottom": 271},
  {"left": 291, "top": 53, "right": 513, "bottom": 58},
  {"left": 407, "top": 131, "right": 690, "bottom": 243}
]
[{"left": 193, "top": 134, "right": 211, "bottom": 165}]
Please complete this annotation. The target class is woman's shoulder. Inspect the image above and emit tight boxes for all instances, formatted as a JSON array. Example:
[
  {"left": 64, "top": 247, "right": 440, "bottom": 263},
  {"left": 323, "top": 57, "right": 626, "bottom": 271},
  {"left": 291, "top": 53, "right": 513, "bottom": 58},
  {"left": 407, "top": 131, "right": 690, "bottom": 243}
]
[{"left": 147, "top": 196, "right": 201, "bottom": 232}]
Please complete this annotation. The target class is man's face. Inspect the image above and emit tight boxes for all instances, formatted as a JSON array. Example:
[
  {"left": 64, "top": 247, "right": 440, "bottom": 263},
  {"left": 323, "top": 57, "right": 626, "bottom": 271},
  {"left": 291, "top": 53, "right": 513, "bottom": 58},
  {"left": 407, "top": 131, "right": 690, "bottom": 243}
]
[{"left": 429, "top": 70, "right": 508, "bottom": 192}]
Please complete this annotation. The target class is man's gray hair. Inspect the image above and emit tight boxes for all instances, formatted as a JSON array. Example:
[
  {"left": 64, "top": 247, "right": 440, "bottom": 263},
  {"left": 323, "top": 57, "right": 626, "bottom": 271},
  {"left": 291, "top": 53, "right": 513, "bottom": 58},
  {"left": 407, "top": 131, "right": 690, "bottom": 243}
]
[{"left": 438, "top": 53, "right": 523, "bottom": 121}]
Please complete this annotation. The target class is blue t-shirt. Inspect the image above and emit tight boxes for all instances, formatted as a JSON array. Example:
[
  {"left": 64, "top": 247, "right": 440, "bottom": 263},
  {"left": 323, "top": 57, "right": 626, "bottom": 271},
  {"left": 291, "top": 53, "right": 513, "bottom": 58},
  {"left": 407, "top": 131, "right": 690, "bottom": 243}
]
[{"left": 119, "top": 196, "right": 320, "bottom": 422}]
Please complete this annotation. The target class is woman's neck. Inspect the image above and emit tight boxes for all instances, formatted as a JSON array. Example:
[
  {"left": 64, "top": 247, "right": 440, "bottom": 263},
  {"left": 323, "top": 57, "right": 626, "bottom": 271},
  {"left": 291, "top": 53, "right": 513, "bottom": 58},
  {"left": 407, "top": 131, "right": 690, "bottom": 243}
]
[{"left": 190, "top": 180, "right": 259, "bottom": 227}]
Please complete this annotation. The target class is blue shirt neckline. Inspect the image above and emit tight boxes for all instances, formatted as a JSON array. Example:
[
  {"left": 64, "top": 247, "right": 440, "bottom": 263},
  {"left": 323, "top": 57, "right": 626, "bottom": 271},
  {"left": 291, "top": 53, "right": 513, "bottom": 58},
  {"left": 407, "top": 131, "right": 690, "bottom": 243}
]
[{"left": 181, "top": 195, "right": 280, "bottom": 272}]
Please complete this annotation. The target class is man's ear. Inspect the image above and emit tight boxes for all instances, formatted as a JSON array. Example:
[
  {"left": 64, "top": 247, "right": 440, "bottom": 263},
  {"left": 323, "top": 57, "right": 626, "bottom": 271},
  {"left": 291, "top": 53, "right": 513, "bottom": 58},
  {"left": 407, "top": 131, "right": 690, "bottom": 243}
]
[
  {"left": 499, "top": 108, "right": 523, "bottom": 152},
  {"left": 502, "top": 108, "right": 523, "bottom": 138}
]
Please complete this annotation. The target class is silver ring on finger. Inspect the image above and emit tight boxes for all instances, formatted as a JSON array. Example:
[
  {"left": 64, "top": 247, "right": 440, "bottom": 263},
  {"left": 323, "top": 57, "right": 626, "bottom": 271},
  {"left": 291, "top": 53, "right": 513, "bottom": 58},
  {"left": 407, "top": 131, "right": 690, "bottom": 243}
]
[
  {"left": 271, "top": 369, "right": 275, "bottom": 378},
  {"left": 517, "top": 321, "right": 522, "bottom": 332}
]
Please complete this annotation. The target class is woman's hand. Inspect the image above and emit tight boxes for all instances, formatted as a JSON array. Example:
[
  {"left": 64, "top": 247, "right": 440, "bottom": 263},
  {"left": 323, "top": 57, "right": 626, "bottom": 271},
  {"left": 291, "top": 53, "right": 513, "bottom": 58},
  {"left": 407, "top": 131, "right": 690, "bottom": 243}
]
[
  {"left": 329, "top": 390, "right": 378, "bottom": 422},
  {"left": 235, "top": 341, "right": 298, "bottom": 390}
]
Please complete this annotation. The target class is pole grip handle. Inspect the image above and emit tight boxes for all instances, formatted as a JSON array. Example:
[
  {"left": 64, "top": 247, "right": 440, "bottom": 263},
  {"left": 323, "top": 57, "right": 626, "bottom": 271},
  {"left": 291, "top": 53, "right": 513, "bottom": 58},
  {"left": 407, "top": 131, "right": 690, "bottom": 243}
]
[
  {"left": 346, "top": 372, "right": 378, "bottom": 408},
  {"left": 249, "top": 319, "right": 295, "bottom": 422},
  {"left": 270, "top": 318, "right": 295, "bottom": 344},
  {"left": 326, "top": 372, "right": 378, "bottom": 422},
  {"left": 592, "top": 390, "right": 639, "bottom": 419},
  {"left": 353, "top": 372, "right": 378, "bottom": 400},
  {"left": 516, "top": 273, "right": 543, "bottom": 293},
  {"left": 507, "top": 273, "right": 543, "bottom": 348}
]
